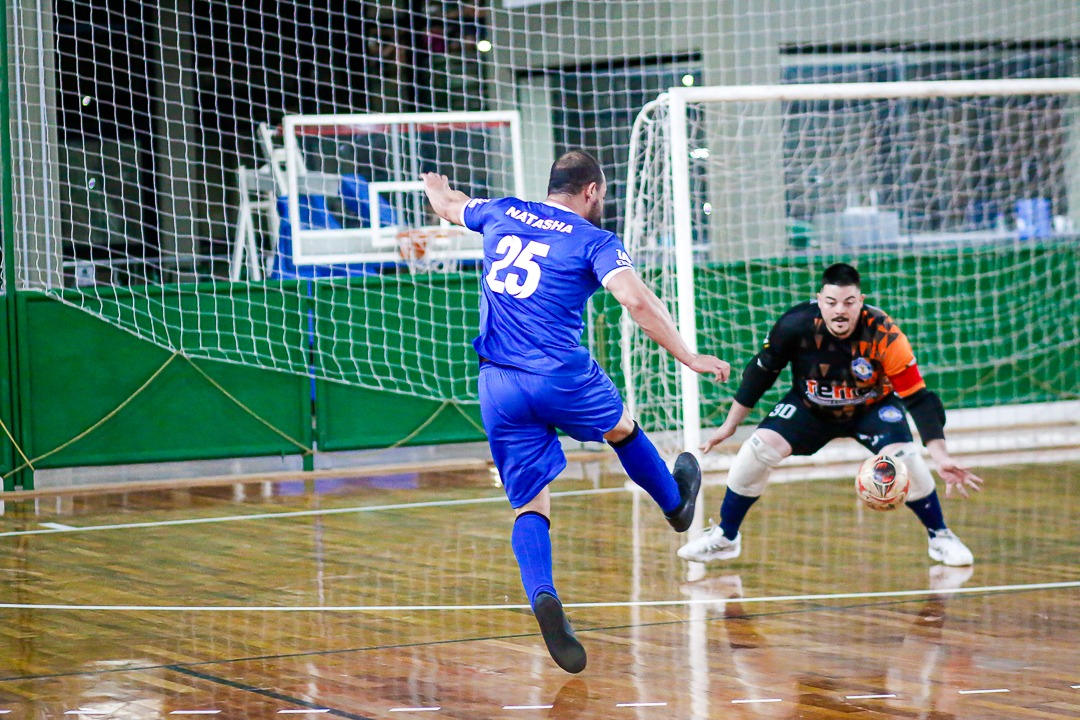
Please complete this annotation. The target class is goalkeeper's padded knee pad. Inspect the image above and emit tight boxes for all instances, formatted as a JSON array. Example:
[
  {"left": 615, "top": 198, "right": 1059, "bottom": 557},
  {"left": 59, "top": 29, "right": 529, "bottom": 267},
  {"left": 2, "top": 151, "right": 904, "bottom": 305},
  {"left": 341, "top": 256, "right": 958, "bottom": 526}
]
[
  {"left": 726, "top": 432, "right": 786, "bottom": 497},
  {"left": 883, "top": 441, "right": 936, "bottom": 501}
]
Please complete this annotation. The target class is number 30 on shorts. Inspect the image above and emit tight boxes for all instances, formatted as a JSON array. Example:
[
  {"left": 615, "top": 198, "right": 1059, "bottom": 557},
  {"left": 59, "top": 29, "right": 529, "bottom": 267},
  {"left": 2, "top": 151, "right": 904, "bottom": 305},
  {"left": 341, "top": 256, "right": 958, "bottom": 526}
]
[
  {"left": 486, "top": 235, "right": 550, "bottom": 299},
  {"left": 768, "top": 403, "right": 797, "bottom": 419}
]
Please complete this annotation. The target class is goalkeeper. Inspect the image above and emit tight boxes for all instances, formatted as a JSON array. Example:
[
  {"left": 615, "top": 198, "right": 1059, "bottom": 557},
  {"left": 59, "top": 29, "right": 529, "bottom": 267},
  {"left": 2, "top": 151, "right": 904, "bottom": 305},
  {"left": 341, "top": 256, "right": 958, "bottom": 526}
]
[
  {"left": 678, "top": 263, "right": 983, "bottom": 567},
  {"left": 422, "top": 149, "right": 729, "bottom": 674}
]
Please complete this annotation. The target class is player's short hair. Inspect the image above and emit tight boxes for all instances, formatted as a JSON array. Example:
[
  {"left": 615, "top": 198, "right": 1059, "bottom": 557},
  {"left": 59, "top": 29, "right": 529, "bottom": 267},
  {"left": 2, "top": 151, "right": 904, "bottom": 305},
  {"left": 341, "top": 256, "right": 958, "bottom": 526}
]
[
  {"left": 547, "top": 149, "right": 606, "bottom": 196},
  {"left": 821, "top": 262, "right": 861, "bottom": 289}
]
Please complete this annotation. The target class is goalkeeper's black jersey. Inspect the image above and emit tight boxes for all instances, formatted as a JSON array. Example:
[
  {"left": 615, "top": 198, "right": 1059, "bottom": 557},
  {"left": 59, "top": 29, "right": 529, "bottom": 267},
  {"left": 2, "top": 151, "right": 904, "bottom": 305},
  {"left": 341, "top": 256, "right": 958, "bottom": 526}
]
[{"left": 733, "top": 301, "right": 925, "bottom": 422}]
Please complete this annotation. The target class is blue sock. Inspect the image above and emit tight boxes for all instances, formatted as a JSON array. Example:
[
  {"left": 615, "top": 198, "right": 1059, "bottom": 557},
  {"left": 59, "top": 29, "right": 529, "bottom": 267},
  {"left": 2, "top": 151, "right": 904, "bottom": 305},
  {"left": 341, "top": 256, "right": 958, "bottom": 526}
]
[
  {"left": 512, "top": 511, "right": 557, "bottom": 607},
  {"left": 719, "top": 489, "right": 759, "bottom": 540},
  {"left": 610, "top": 423, "right": 680, "bottom": 513},
  {"left": 906, "top": 489, "right": 947, "bottom": 536}
]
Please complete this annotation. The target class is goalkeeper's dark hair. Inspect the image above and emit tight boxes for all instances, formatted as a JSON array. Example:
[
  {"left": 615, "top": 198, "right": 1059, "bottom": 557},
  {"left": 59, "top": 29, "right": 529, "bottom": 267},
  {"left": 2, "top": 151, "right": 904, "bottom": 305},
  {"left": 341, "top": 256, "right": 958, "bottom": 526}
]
[
  {"left": 821, "top": 262, "right": 861, "bottom": 289},
  {"left": 547, "top": 149, "right": 606, "bottom": 196}
]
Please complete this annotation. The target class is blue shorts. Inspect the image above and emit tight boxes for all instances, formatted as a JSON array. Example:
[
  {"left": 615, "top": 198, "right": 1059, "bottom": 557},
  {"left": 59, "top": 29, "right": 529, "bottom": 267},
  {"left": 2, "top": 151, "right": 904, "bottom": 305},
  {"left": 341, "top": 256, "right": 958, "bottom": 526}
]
[
  {"left": 758, "top": 391, "right": 913, "bottom": 456},
  {"left": 479, "top": 360, "right": 625, "bottom": 508}
]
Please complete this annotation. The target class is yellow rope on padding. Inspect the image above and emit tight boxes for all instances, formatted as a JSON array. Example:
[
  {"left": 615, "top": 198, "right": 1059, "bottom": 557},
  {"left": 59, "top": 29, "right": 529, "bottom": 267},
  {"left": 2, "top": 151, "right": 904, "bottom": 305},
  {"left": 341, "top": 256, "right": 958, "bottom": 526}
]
[
  {"left": 0, "top": 414, "right": 34, "bottom": 471},
  {"left": 2, "top": 350, "right": 183, "bottom": 479},
  {"left": 1, "top": 348, "right": 488, "bottom": 483},
  {"left": 180, "top": 354, "right": 313, "bottom": 455}
]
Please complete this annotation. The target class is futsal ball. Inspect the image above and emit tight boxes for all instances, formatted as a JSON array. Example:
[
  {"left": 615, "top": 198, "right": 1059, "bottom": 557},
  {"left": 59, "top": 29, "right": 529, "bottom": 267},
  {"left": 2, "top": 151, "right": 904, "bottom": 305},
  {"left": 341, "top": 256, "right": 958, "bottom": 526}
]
[{"left": 855, "top": 453, "right": 910, "bottom": 511}]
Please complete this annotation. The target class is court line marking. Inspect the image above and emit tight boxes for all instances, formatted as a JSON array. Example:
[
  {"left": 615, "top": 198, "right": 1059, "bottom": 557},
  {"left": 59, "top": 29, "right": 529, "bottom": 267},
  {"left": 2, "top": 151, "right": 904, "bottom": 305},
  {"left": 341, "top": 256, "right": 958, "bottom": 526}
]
[
  {"left": 0, "top": 487, "right": 625, "bottom": 538},
  {"left": 39, "top": 522, "right": 76, "bottom": 530},
  {"left": 732, "top": 698, "right": 782, "bottom": 704},
  {"left": 0, "top": 580, "right": 1075, "bottom": 612},
  {"left": 958, "top": 689, "right": 1010, "bottom": 695},
  {"left": 1072, "top": 684, "right": 1080, "bottom": 689},
  {"left": 845, "top": 694, "right": 897, "bottom": 699},
  {"left": 278, "top": 711, "right": 331, "bottom": 715},
  {"left": 167, "top": 664, "right": 374, "bottom": 720},
  {"left": 615, "top": 702, "right": 667, "bottom": 707}
]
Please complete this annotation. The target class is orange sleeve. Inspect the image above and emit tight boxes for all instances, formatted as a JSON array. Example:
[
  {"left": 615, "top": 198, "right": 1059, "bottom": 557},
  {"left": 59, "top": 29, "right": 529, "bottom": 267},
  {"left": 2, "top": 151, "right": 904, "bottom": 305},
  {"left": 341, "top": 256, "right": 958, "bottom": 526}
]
[
  {"left": 890, "top": 362, "right": 927, "bottom": 397},
  {"left": 877, "top": 319, "right": 926, "bottom": 397}
]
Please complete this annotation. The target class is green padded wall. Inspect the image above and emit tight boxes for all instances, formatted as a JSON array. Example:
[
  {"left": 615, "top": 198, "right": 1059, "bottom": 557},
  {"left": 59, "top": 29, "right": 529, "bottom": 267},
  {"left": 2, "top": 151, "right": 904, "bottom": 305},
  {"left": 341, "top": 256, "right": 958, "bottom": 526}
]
[
  {"left": 0, "top": 295, "right": 14, "bottom": 484},
  {"left": 19, "top": 293, "right": 312, "bottom": 469},
  {"left": 594, "top": 245, "right": 1080, "bottom": 431},
  {"left": 311, "top": 274, "right": 485, "bottom": 451}
]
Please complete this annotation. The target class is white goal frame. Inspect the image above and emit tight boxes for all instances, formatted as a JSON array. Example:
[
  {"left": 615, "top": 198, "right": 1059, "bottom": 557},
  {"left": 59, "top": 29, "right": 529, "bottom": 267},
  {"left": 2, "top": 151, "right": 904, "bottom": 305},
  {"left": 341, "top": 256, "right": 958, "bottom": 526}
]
[{"left": 625, "top": 77, "right": 1080, "bottom": 456}]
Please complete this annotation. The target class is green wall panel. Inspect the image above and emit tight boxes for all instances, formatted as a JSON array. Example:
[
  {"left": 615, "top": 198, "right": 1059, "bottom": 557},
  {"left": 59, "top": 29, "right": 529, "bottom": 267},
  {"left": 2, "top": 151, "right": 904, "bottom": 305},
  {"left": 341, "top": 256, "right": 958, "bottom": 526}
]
[
  {"left": 3, "top": 242, "right": 1074, "bottom": 481},
  {"left": 20, "top": 295, "right": 311, "bottom": 468},
  {"left": 311, "top": 274, "right": 485, "bottom": 451},
  {"left": 315, "top": 381, "right": 484, "bottom": 451},
  {"left": 0, "top": 295, "right": 14, "bottom": 481},
  {"left": 592, "top": 244, "right": 1080, "bottom": 432}
]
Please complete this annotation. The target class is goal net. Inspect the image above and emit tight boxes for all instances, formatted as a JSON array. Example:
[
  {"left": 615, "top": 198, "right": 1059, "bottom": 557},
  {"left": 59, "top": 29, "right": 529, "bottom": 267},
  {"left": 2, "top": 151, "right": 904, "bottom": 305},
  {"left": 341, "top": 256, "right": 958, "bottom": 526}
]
[
  {"left": 624, "top": 78, "right": 1080, "bottom": 459},
  {"left": 6, "top": 1, "right": 1080, "bottom": 464}
]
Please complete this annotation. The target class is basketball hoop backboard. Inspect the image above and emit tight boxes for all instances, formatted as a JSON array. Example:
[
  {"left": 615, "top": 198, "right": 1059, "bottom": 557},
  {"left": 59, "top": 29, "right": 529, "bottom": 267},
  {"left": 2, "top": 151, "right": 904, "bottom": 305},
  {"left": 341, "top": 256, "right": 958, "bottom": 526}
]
[{"left": 281, "top": 111, "right": 524, "bottom": 268}]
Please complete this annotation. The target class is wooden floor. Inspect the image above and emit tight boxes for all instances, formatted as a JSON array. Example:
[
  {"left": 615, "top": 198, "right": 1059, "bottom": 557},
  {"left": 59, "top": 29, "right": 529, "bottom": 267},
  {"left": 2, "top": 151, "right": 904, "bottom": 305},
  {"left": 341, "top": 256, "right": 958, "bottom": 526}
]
[{"left": 0, "top": 461, "right": 1078, "bottom": 719}]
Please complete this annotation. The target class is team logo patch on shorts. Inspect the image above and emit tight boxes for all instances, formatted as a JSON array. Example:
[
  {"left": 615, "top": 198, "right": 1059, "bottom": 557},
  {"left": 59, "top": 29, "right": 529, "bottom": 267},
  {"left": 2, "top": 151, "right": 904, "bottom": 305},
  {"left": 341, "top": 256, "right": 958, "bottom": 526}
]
[
  {"left": 878, "top": 405, "right": 905, "bottom": 423},
  {"left": 851, "top": 357, "right": 874, "bottom": 381}
]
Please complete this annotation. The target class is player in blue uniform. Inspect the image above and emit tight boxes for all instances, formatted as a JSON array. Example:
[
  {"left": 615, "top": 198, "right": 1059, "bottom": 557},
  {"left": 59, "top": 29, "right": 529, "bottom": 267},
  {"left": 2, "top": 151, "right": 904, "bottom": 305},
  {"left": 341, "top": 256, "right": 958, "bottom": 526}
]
[{"left": 422, "top": 150, "right": 730, "bottom": 673}]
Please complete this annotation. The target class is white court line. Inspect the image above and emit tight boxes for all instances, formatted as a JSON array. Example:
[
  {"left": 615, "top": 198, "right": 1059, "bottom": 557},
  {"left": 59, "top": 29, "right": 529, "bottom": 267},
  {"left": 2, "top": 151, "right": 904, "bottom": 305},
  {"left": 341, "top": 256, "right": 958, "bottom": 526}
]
[
  {"left": 0, "top": 580, "right": 1075, "bottom": 612},
  {"left": 39, "top": 522, "right": 76, "bottom": 530},
  {"left": 846, "top": 694, "right": 897, "bottom": 699},
  {"left": 958, "top": 689, "right": 1009, "bottom": 695},
  {"left": 169, "top": 711, "right": 221, "bottom": 715},
  {"left": 0, "top": 488, "right": 625, "bottom": 539},
  {"left": 503, "top": 705, "right": 553, "bottom": 710},
  {"left": 278, "top": 710, "right": 330, "bottom": 714},
  {"left": 615, "top": 701, "right": 667, "bottom": 707},
  {"left": 1072, "top": 684, "right": 1080, "bottom": 689},
  {"left": 732, "top": 698, "right": 782, "bottom": 704}
]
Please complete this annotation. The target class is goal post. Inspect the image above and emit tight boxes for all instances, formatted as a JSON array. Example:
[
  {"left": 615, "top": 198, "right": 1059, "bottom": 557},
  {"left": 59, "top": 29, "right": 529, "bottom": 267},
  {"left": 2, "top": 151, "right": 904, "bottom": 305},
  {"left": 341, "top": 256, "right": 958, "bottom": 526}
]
[{"left": 624, "top": 77, "right": 1080, "bottom": 459}]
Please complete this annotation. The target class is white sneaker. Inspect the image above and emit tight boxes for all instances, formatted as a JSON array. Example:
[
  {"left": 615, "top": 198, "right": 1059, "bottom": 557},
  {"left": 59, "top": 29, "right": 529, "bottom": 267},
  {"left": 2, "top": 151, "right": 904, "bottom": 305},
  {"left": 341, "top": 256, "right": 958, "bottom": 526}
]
[
  {"left": 927, "top": 529, "right": 974, "bottom": 567},
  {"left": 677, "top": 525, "right": 742, "bottom": 562}
]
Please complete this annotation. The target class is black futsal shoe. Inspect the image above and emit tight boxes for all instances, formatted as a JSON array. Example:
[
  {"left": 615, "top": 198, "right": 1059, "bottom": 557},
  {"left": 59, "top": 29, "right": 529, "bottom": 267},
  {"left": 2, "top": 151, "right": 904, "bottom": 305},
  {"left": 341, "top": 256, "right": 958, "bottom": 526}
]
[
  {"left": 665, "top": 452, "right": 701, "bottom": 533},
  {"left": 533, "top": 592, "right": 587, "bottom": 674}
]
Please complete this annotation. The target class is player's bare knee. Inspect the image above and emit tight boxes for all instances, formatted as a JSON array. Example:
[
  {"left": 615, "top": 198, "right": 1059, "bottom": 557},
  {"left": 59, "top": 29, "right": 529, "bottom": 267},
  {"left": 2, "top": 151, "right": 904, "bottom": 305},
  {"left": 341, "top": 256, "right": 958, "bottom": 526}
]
[
  {"left": 726, "top": 433, "right": 787, "bottom": 497},
  {"left": 882, "top": 442, "right": 935, "bottom": 501},
  {"left": 603, "top": 407, "right": 637, "bottom": 444}
]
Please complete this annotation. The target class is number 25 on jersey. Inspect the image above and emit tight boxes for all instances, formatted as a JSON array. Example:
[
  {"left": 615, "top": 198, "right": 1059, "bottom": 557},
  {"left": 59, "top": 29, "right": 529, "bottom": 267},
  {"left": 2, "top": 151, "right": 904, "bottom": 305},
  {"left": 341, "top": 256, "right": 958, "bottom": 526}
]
[{"left": 486, "top": 235, "right": 550, "bottom": 299}]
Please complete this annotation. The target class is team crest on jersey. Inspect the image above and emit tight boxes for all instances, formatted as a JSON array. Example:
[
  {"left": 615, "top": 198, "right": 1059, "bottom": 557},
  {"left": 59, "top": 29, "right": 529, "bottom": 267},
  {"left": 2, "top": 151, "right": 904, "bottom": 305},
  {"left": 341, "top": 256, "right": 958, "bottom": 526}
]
[
  {"left": 851, "top": 357, "right": 874, "bottom": 381},
  {"left": 878, "top": 405, "right": 905, "bottom": 423},
  {"left": 616, "top": 249, "right": 634, "bottom": 268}
]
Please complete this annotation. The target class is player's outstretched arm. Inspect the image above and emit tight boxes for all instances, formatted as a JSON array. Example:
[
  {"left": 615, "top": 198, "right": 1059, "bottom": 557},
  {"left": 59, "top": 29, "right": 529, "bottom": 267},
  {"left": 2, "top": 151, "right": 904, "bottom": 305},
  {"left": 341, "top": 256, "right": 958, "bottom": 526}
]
[
  {"left": 606, "top": 271, "right": 730, "bottom": 383},
  {"left": 926, "top": 439, "right": 984, "bottom": 499},
  {"left": 701, "top": 400, "right": 753, "bottom": 454},
  {"left": 421, "top": 172, "right": 472, "bottom": 226}
]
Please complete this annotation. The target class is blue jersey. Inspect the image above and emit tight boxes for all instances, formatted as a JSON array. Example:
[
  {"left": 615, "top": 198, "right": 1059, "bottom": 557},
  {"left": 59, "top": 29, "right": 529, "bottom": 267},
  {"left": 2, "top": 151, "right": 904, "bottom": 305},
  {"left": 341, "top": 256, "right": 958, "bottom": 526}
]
[{"left": 462, "top": 197, "right": 634, "bottom": 376}]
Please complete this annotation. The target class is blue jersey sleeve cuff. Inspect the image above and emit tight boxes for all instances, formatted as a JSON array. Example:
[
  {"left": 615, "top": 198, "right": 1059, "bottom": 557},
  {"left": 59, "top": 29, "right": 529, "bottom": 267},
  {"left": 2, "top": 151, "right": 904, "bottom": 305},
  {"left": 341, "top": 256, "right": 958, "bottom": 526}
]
[{"left": 600, "top": 266, "right": 634, "bottom": 287}]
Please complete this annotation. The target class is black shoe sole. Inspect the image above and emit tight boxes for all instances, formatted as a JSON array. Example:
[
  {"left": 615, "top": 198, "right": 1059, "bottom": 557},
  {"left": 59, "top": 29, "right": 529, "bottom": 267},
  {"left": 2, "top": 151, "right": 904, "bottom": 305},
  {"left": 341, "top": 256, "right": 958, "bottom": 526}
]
[
  {"left": 665, "top": 452, "right": 701, "bottom": 533},
  {"left": 534, "top": 593, "right": 587, "bottom": 674}
]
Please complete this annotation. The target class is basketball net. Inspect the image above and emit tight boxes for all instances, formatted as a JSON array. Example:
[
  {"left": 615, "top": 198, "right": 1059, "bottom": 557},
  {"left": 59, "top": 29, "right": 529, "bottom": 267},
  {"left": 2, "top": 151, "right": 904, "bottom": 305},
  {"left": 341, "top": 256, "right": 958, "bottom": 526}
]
[{"left": 396, "top": 226, "right": 473, "bottom": 274}]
